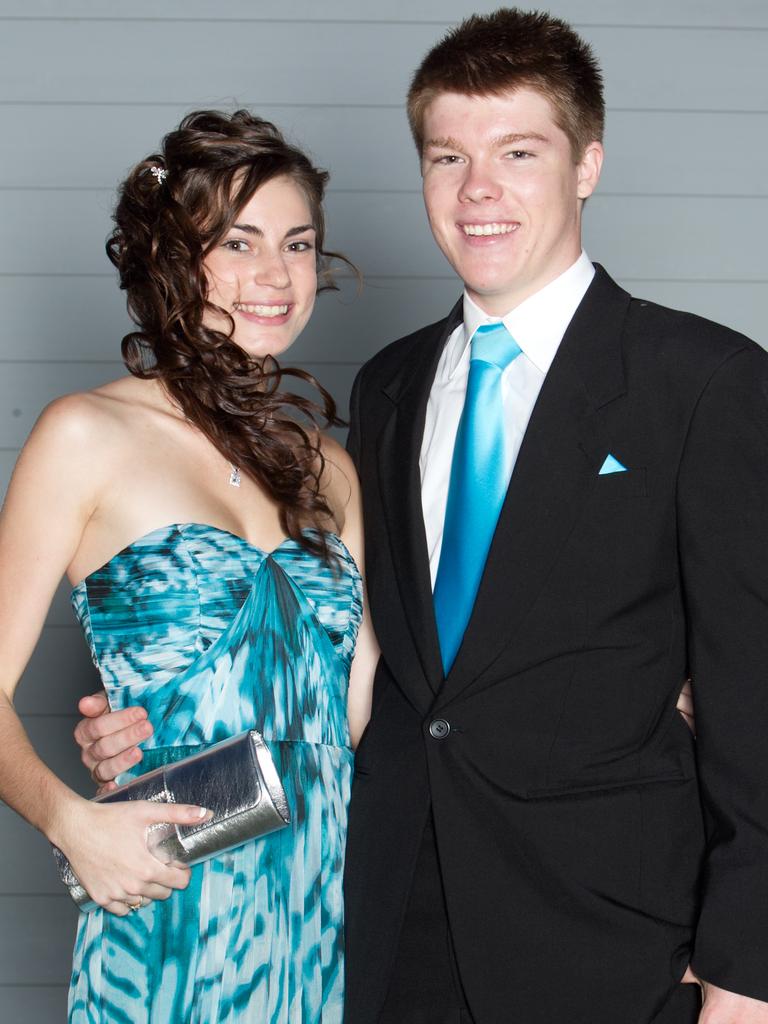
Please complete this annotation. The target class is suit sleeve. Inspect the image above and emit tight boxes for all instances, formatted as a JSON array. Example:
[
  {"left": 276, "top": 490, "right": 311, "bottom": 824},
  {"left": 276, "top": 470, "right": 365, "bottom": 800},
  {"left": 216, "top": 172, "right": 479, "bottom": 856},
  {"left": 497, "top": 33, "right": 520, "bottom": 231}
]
[
  {"left": 678, "top": 345, "right": 768, "bottom": 1000},
  {"left": 346, "top": 364, "right": 365, "bottom": 473}
]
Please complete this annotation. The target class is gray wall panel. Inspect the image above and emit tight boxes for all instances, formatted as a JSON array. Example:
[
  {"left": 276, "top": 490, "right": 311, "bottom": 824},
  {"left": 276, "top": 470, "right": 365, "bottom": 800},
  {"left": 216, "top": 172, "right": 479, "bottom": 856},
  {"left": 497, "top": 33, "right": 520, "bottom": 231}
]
[
  {"left": 0, "top": 104, "right": 421, "bottom": 193},
  {"left": 584, "top": 197, "right": 768, "bottom": 280},
  {"left": 0, "top": 897, "right": 77, "bottom": 985},
  {"left": 14, "top": 626, "right": 99, "bottom": 717},
  {"left": 0, "top": 807, "right": 67, "bottom": 894},
  {"left": 0, "top": 452, "right": 14, "bottom": 497},
  {"left": 45, "top": 580, "right": 80, "bottom": 630},
  {"left": 601, "top": 112, "right": 768, "bottom": 197},
  {"left": 20, "top": 716, "right": 88, "bottom": 796},
  {"left": 0, "top": 986, "right": 69, "bottom": 1020},
  {"left": 0, "top": 21, "right": 765, "bottom": 109},
  {"left": 0, "top": 276, "right": 131, "bottom": 362},
  {"left": 0, "top": 21, "right": 440, "bottom": 106},
  {"left": 5, "top": 0, "right": 768, "bottom": 28}
]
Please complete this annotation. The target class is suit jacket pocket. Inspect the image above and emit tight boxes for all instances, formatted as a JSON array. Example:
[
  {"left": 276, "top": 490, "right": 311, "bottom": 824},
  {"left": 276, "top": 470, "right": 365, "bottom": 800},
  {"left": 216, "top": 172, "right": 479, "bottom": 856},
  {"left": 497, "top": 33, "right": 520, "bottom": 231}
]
[
  {"left": 527, "top": 766, "right": 685, "bottom": 800},
  {"left": 594, "top": 466, "right": 648, "bottom": 498}
]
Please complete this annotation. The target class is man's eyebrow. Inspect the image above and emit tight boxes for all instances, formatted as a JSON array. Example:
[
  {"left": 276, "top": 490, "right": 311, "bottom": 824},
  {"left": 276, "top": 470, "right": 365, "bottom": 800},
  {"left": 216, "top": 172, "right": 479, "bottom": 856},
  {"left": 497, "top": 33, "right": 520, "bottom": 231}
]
[
  {"left": 229, "top": 223, "right": 315, "bottom": 238},
  {"left": 423, "top": 132, "right": 550, "bottom": 151},
  {"left": 424, "top": 136, "right": 465, "bottom": 151},
  {"left": 494, "top": 132, "right": 549, "bottom": 146}
]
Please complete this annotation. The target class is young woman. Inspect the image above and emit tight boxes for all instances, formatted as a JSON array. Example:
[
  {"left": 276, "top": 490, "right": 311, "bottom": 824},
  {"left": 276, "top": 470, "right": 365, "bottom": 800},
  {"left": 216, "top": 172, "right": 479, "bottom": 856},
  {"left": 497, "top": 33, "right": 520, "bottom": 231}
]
[{"left": 0, "top": 109, "right": 378, "bottom": 1023}]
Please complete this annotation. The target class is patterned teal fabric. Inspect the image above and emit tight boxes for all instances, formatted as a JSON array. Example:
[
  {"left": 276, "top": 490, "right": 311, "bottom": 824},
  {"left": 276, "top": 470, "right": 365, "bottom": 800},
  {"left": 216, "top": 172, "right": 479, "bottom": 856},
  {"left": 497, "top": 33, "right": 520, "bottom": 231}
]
[{"left": 68, "top": 523, "right": 361, "bottom": 1024}]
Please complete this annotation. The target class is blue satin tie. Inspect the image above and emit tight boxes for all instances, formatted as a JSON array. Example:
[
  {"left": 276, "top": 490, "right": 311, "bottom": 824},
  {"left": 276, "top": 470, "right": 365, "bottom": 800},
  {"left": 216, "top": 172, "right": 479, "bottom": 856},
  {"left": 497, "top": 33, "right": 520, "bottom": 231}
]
[{"left": 433, "top": 322, "right": 522, "bottom": 674}]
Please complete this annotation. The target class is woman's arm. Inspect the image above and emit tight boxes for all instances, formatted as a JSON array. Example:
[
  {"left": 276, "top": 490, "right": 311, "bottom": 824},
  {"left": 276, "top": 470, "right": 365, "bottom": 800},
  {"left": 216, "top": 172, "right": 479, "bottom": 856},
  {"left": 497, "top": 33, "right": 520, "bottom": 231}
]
[
  {"left": 0, "top": 395, "right": 205, "bottom": 913},
  {"left": 327, "top": 439, "right": 379, "bottom": 750}
]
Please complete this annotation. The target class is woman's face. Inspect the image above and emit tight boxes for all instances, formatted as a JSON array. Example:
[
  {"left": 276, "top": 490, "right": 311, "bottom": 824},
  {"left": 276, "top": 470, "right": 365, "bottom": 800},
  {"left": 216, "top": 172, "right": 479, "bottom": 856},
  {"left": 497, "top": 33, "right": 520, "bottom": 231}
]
[{"left": 203, "top": 174, "right": 318, "bottom": 359}]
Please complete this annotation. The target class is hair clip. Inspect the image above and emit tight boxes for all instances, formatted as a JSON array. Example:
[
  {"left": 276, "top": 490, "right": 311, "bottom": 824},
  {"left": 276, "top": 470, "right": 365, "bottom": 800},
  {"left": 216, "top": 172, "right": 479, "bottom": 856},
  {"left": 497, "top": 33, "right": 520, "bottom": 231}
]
[{"left": 149, "top": 166, "right": 168, "bottom": 184}]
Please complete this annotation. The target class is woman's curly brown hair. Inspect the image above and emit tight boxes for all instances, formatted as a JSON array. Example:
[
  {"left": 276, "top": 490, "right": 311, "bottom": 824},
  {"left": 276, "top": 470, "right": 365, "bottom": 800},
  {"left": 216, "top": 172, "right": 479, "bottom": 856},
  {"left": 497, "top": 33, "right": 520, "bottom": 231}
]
[{"left": 107, "top": 109, "right": 352, "bottom": 560}]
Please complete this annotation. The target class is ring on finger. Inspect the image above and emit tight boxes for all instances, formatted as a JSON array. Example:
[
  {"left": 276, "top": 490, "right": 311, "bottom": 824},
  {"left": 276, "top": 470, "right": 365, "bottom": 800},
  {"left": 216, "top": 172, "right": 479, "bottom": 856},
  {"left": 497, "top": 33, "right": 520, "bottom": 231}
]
[{"left": 126, "top": 897, "right": 144, "bottom": 912}]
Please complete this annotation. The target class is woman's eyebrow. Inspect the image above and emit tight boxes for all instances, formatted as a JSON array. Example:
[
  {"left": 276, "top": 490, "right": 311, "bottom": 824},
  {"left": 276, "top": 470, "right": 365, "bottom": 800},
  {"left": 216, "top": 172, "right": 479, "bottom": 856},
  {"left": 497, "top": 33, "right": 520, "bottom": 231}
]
[
  {"left": 229, "top": 223, "right": 314, "bottom": 237},
  {"left": 231, "top": 222, "right": 262, "bottom": 236}
]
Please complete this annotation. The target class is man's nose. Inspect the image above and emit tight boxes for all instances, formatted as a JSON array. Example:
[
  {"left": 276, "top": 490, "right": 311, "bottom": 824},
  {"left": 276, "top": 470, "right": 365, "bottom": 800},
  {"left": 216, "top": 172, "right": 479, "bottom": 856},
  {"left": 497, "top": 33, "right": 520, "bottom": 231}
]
[{"left": 458, "top": 161, "right": 502, "bottom": 203}]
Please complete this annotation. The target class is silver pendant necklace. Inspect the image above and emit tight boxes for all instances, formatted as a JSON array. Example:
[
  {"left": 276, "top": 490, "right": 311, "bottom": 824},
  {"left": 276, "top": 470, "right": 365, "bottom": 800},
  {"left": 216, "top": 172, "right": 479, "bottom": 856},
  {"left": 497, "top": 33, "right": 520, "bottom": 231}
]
[{"left": 229, "top": 465, "right": 241, "bottom": 488}]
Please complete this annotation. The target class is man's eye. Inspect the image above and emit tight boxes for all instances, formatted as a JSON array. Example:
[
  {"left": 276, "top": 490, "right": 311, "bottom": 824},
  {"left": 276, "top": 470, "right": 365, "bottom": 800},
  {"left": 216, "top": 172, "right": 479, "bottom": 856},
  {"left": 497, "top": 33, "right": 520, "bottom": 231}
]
[
  {"left": 436, "top": 154, "right": 463, "bottom": 165},
  {"left": 508, "top": 150, "right": 532, "bottom": 159}
]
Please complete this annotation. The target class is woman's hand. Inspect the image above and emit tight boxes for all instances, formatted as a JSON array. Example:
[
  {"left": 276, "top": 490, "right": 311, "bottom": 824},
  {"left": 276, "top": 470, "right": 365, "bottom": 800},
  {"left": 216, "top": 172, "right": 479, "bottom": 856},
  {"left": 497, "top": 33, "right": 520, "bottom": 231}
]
[
  {"left": 676, "top": 678, "right": 695, "bottom": 734},
  {"left": 52, "top": 796, "right": 211, "bottom": 916},
  {"left": 75, "top": 691, "right": 154, "bottom": 791}
]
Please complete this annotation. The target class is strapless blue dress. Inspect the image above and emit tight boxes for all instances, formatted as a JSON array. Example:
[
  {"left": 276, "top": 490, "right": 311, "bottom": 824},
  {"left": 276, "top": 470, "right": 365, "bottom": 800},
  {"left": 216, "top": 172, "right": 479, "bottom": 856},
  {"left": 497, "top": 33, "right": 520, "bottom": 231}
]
[{"left": 67, "top": 524, "right": 361, "bottom": 1023}]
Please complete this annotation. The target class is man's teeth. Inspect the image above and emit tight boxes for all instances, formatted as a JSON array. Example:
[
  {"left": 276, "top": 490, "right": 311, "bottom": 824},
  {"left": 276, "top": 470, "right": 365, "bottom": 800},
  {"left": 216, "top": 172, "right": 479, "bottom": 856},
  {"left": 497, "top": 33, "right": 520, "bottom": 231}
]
[
  {"left": 234, "top": 303, "right": 289, "bottom": 316},
  {"left": 462, "top": 223, "right": 518, "bottom": 236}
]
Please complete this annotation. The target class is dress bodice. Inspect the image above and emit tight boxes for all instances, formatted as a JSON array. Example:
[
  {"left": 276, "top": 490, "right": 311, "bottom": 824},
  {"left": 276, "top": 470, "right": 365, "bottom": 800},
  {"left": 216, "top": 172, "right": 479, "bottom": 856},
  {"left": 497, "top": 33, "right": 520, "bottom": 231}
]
[{"left": 70, "top": 523, "right": 362, "bottom": 750}]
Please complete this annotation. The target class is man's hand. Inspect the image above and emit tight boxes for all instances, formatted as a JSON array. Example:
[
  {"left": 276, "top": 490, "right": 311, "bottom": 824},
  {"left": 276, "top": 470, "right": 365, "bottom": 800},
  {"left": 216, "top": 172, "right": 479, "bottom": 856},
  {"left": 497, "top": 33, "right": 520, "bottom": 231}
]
[
  {"left": 681, "top": 968, "right": 768, "bottom": 1022},
  {"left": 74, "top": 692, "right": 154, "bottom": 791}
]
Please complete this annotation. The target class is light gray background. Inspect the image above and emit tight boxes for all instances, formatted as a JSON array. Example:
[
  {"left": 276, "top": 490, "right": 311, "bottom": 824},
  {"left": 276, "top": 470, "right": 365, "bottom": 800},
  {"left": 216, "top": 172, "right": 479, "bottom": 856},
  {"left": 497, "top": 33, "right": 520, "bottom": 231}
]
[{"left": 0, "top": 1, "right": 766, "bottom": 1018}]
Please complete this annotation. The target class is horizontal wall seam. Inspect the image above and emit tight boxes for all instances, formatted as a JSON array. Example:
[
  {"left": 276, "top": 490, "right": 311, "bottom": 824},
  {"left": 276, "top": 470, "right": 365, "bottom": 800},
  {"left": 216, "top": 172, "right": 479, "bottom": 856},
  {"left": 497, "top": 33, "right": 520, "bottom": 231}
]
[
  {"left": 0, "top": 982, "right": 69, "bottom": 988},
  {"left": 0, "top": 274, "right": 765, "bottom": 284},
  {"left": 15, "top": 623, "right": 82, "bottom": 629},
  {"left": 16, "top": 714, "right": 79, "bottom": 718},
  {"left": 1, "top": 17, "right": 767, "bottom": 31},
  {"left": 0, "top": 101, "right": 766, "bottom": 115},
  {"left": 0, "top": 893, "right": 72, "bottom": 899},
  {"left": 1, "top": 187, "right": 767, "bottom": 199}
]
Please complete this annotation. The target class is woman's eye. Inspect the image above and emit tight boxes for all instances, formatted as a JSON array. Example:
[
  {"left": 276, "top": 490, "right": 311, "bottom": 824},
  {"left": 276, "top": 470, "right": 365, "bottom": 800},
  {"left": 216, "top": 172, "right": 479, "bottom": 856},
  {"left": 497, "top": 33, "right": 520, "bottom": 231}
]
[
  {"left": 286, "top": 241, "right": 314, "bottom": 252},
  {"left": 223, "top": 239, "right": 249, "bottom": 252}
]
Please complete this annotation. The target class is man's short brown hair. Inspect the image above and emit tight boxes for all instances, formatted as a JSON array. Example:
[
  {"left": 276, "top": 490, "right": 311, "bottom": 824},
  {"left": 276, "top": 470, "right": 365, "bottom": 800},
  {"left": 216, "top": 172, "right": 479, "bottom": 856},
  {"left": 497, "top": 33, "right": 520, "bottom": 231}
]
[{"left": 407, "top": 7, "right": 605, "bottom": 161}]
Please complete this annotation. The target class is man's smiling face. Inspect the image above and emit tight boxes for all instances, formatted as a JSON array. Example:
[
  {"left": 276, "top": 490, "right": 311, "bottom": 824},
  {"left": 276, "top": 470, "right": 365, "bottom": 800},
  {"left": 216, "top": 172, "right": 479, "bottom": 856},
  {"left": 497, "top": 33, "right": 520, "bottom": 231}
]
[{"left": 421, "top": 87, "right": 603, "bottom": 315}]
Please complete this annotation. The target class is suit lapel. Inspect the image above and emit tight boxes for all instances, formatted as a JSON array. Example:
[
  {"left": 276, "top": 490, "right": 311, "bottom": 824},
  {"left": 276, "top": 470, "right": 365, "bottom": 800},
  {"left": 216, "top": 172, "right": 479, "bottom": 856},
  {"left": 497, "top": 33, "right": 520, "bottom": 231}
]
[
  {"left": 436, "top": 266, "right": 631, "bottom": 707},
  {"left": 376, "top": 301, "right": 463, "bottom": 702}
]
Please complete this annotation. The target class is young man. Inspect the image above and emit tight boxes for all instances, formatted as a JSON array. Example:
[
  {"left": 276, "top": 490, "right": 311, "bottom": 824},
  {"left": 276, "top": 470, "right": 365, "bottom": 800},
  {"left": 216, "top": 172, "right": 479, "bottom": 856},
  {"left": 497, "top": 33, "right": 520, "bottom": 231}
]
[
  {"left": 76, "top": 9, "right": 768, "bottom": 1023},
  {"left": 341, "top": 10, "right": 768, "bottom": 1024}
]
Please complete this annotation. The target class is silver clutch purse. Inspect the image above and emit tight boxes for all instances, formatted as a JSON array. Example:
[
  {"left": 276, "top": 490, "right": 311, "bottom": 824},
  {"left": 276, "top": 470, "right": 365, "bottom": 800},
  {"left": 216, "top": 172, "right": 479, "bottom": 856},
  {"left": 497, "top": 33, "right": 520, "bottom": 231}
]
[{"left": 52, "top": 729, "right": 290, "bottom": 912}]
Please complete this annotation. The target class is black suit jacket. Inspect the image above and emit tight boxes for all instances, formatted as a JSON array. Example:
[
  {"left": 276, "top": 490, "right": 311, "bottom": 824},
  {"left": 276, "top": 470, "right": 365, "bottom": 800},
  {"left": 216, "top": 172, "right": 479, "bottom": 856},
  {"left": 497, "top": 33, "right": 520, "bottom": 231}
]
[{"left": 343, "top": 266, "right": 768, "bottom": 1024}]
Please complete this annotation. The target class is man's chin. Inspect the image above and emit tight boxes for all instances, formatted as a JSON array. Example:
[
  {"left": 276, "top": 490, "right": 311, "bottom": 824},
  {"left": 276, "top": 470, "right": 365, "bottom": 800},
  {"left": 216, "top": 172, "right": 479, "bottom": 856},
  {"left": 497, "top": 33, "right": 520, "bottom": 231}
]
[{"left": 464, "top": 277, "right": 531, "bottom": 316}]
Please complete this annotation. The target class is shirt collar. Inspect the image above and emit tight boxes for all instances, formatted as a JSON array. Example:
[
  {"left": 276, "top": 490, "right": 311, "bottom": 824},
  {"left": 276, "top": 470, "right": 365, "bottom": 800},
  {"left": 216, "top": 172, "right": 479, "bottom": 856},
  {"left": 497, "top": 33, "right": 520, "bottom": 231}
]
[{"left": 444, "top": 251, "right": 595, "bottom": 379}]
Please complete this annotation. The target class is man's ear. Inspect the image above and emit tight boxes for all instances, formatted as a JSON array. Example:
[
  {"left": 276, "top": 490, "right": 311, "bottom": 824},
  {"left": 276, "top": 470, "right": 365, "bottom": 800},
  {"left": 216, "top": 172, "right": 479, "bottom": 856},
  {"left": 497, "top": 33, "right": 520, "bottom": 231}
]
[{"left": 576, "top": 140, "right": 604, "bottom": 200}]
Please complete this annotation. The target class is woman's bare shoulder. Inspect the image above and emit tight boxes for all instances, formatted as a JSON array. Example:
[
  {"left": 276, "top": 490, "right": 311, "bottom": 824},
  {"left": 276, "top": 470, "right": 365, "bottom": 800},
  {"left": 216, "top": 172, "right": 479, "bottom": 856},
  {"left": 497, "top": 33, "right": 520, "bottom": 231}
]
[{"left": 34, "top": 377, "right": 160, "bottom": 445}]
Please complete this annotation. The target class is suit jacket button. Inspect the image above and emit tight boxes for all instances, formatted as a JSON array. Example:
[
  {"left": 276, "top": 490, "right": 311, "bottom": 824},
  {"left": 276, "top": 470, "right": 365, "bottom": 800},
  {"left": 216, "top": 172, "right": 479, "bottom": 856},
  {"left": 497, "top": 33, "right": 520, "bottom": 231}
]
[{"left": 429, "top": 718, "right": 451, "bottom": 740}]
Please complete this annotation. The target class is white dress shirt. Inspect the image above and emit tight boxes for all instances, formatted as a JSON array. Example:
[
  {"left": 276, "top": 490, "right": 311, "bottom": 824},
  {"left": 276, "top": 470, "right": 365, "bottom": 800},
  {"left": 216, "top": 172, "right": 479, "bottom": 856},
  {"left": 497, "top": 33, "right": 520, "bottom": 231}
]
[{"left": 420, "top": 251, "right": 595, "bottom": 588}]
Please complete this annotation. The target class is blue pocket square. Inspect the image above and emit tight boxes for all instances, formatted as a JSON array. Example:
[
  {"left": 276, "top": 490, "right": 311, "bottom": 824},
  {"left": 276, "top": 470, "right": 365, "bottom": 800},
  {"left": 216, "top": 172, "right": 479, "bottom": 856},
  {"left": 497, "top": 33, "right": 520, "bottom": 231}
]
[{"left": 599, "top": 454, "right": 627, "bottom": 475}]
